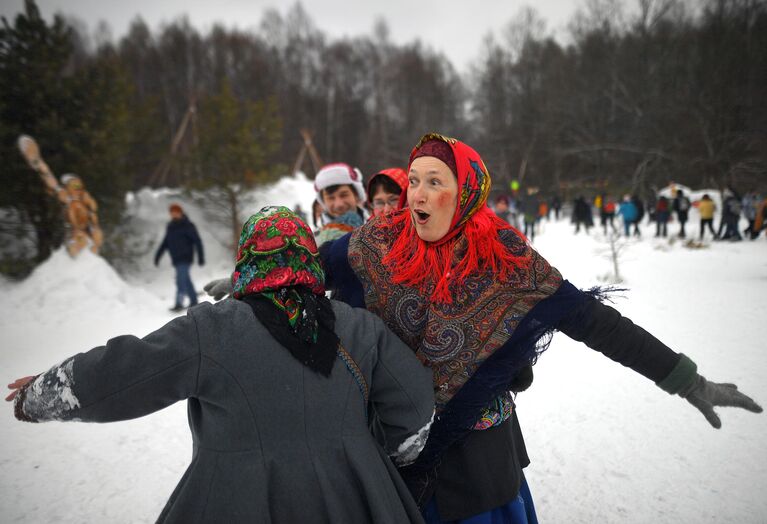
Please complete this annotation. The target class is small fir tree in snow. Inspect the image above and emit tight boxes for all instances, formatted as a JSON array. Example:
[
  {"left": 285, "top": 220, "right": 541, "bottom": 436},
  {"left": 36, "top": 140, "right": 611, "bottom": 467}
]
[
  {"left": 598, "top": 230, "right": 628, "bottom": 283},
  {"left": 189, "top": 79, "right": 283, "bottom": 251}
]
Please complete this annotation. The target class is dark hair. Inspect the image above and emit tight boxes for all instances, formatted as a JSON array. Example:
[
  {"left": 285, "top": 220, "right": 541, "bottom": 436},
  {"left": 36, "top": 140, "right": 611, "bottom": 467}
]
[
  {"left": 320, "top": 184, "right": 356, "bottom": 198},
  {"left": 368, "top": 176, "right": 402, "bottom": 201},
  {"left": 312, "top": 200, "right": 322, "bottom": 229}
]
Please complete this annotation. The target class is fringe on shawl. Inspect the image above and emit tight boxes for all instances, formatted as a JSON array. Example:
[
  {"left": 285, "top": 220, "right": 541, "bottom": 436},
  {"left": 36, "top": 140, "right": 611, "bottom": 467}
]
[{"left": 404, "top": 282, "right": 626, "bottom": 472}]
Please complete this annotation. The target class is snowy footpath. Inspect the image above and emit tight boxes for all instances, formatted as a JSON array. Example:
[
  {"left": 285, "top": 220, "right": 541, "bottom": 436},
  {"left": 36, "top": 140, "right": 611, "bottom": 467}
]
[{"left": 1, "top": 194, "right": 766, "bottom": 522}]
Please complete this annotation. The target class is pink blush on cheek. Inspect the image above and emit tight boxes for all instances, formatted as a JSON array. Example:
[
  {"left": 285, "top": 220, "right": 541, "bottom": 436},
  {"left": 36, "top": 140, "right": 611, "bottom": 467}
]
[{"left": 436, "top": 192, "right": 453, "bottom": 208}]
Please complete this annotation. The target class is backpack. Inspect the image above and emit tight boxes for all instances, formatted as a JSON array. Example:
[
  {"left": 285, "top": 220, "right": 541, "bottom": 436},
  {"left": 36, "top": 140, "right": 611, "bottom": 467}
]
[
  {"left": 678, "top": 197, "right": 690, "bottom": 212},
  {"left": 604, "top": 202, "right": 616, "bottom": 213}
]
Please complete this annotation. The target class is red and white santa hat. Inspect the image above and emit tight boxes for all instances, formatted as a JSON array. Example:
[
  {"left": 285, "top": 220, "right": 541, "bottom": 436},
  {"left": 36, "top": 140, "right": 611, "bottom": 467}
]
[{"left": 314, "top": 163, "right": 366, "bottom": 207}]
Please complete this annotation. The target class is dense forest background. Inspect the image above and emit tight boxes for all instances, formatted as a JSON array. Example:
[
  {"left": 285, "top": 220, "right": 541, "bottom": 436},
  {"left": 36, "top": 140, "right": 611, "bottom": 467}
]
[{"left": 1, "top": 0, "right": 765, "bottom": 274}]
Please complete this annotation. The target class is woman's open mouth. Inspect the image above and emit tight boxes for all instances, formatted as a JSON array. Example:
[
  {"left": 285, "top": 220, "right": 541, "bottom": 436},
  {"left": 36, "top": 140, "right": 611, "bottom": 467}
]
[{"left": 414, "top": 210, "right": 430, "bottom": 224}]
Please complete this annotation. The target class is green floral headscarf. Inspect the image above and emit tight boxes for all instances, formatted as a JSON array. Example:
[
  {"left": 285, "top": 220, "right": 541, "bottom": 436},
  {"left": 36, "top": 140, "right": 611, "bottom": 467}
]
[{"left": 233, "top": 206, "right": 327, "bottom": 343}]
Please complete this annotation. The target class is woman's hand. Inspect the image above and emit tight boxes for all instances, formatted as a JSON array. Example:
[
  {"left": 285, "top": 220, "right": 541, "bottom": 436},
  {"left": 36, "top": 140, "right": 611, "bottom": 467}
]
[
  {"left": 683, "top": 375, "right": 763, "bottom": 428},
  {"left": 5, "top": 376, "right": 36, "bottom": 402},
  {"left": 203, "top": 278, "right": 233, "bottom": 301}
]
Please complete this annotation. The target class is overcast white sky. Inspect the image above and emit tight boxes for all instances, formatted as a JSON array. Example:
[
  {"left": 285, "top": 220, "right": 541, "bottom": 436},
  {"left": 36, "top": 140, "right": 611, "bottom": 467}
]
[{"left": 0, "top": 0, "right": 583, "bottom": 71}]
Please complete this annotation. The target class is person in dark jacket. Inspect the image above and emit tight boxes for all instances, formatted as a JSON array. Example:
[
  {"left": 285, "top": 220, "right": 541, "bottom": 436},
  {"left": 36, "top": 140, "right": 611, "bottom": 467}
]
[
  {"left": 673, "top": 189, "right": 691, "bottom": 238},
  {"left": 654, "top": 196, "right": 671, "bottom": 237},
  {"left": 572, "top": 196, "right": 593, "bottom": 234},
  {"left": 550, "top": 195, "right": 562, "bottom": 220},
  {"left": 7, "top": 207, "right": 435, "bottom": 524},
  {"left": 719, "top": 189, "right": 743, "bottom": 241},
  {"left": 155, "top": 204, "right": 205, "bottom": 311}
]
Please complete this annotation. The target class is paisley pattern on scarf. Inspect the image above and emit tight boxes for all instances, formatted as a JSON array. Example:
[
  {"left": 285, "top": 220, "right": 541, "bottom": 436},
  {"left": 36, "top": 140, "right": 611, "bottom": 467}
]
[{"left": 348, "top": 218, "right": 563, "bottom": 412}]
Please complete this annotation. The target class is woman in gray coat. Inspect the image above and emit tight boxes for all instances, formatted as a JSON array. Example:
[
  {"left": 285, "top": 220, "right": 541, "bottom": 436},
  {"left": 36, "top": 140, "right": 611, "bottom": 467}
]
[{"left": 6, "top": 206, "right": 435, "bottom": 524}]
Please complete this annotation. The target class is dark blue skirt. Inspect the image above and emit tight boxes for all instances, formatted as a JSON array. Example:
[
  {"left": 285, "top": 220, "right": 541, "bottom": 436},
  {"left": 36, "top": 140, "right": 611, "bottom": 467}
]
[{"left": 422, "top": 479, "right": 538, "bottom": 524}]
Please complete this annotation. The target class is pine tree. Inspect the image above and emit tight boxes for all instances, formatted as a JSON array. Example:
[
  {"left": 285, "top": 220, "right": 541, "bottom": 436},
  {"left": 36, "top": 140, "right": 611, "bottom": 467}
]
[
  {"left": 191, "top": 78, "right": 283, "bottom": 251},
  {"left": 0, "top": 0, "right": 74, "bottom": 273},
  {"left": 0, "top": 0, "right": 134, "bottom": 275}
]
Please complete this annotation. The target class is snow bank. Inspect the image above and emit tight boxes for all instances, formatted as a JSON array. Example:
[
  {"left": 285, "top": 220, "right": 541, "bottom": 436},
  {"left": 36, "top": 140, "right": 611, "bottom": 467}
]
[{"left": 5, "top": 248, "right": 160, "bottom": 317}]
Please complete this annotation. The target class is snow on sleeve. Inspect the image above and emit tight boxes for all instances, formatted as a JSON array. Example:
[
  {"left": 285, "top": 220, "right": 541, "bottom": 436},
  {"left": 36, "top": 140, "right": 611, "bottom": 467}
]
[
  {"left": 17, "top": 357, "right": 80, "bottom": 422},
  {"left": 390, "top": 410, "right": 435, "bottom": 467}
]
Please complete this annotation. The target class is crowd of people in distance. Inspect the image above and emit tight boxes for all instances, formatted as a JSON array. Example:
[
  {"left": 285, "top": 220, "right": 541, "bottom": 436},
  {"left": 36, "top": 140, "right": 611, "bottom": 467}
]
[{"left": 488, "top": 187, "right": 767, "bottom": 244}]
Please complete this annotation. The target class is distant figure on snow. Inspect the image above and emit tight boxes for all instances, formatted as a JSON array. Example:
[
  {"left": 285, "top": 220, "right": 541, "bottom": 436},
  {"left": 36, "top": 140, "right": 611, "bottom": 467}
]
[
  {"left": 698, "top": 194, "right": 717, "bottom": 240},
  {"left": 654, "top": 196, "right": 671, "bottom": 238},
  {"left": 719, "top": 189, "right": 743, "bottom": 241},
  {"left": 673, "top": 189, "right": 691, "bottom": 238},
  {"left": 572, "top": 196, "right": 593, "bottom": 234},
  {"left": 155, "top": 204, "right": 205, "bottom": 312},
  {"left": 599, "top": 193, "right": 618, "bottom": 235},
  {"left": 618, "top": 195, "right": 638, "bottom": 237}
]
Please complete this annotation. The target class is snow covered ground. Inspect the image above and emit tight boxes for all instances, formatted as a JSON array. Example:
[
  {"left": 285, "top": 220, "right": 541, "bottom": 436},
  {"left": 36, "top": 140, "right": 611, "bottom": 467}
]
[{"left": 1, "top": 183, "right": 765, "bottom": 523}]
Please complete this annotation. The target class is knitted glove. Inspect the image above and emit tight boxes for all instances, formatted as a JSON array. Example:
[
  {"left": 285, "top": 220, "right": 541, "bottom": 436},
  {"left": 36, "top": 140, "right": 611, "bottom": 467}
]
[
  {"left": 203, "top": 277, "right": 233, "bottom": 301},
  {"left": 680, "top": 375, "right": 763, "bottom": 429}
]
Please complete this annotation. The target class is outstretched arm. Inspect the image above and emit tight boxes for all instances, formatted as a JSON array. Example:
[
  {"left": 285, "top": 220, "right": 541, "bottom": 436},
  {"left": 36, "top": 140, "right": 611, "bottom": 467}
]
[
  {"left": 7, "top": 313, "right": 200, "bottom": 423},
  {"left": 555, "top": 284, "right": 762, "bottom": 428}
]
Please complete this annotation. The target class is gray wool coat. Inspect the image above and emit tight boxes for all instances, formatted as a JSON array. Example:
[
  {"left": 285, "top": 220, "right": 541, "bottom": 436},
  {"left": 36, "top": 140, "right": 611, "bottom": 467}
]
[{"left": 17, "top": 299, "right": 435, "bottom": 524}]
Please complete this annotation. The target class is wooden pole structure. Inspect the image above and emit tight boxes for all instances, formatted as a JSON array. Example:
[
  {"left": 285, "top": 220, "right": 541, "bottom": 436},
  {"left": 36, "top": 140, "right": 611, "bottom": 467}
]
[{"left": 292, "top": 129, "right": 323, "bottom": 177}]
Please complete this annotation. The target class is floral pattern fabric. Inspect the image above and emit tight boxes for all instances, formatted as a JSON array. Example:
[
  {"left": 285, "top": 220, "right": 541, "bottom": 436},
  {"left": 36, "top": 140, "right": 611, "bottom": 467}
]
[
  {"left": 233, "top": 206, "right": 324, "bottom": 298},
  {"left": 233, "top": 206, "right": 325, "bottom": 337}
]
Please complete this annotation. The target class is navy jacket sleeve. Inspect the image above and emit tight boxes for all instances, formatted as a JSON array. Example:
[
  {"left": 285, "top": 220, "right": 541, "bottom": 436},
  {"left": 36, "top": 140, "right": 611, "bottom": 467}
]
[
  {"left": 534, "top": 280, "right": 680, "bottom": 384},
  {"left": 319, "top": 233, "right": 366, "bottom": 308},
  {"left": 190, "top": 223, "right": 204, "bottom": 265},
  {"left": 154, "top": 229, "right": 169, "bottom": 264}
]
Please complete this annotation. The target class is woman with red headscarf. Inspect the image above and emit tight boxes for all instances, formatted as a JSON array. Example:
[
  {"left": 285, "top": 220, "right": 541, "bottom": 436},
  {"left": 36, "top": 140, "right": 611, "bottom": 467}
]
[
  {"left": 316, "top": 133, "right": 761, "bottom": 523},
  {"left": 367, "top": 167, "right": 408, "bottom": 217}
]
